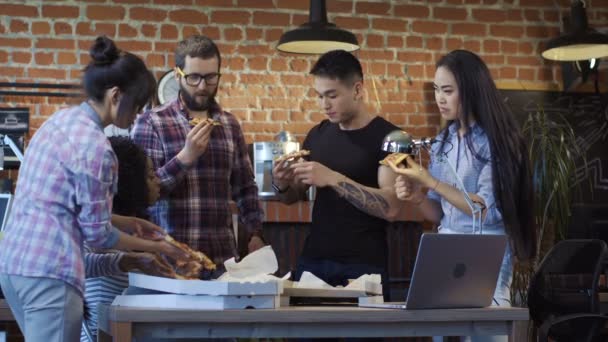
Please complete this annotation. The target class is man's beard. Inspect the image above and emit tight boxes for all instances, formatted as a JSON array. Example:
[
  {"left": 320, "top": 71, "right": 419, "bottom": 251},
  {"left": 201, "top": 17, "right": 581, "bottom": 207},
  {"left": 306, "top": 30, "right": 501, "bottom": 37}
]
[{"left": 179, "top": 83, "right": 218, "bottom": 112}]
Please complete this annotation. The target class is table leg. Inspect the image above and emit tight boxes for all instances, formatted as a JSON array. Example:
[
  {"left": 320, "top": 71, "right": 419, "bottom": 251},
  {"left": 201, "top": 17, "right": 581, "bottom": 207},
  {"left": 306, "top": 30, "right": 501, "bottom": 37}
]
[{"left": 111, "top": 322, "right": 132, "bottom": 342}]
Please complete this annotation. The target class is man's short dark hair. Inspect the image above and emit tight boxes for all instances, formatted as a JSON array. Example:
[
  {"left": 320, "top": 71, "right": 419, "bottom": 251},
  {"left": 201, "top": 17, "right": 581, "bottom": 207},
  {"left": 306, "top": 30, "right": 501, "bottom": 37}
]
[
  {"left": 175, "top": 35, "right": 221, "bottom": 70},
  {"left": 309, "top": 50, "right": 363, "bottom": 85}
]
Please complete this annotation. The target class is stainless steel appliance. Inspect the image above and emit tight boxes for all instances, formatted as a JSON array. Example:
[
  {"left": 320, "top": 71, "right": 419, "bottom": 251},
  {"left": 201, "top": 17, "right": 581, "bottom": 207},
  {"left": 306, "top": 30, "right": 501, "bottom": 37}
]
[{"left": 251, "top": 140, "right": 299, "bottom": 199}]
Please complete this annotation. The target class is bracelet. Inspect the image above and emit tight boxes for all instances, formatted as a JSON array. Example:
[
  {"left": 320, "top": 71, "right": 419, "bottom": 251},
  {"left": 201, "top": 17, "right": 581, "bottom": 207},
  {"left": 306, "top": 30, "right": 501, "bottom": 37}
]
[
  {"left": 272, "top": 182, "right": 289, "bottom": 194},
  {"left": 431, "top": 179, "right": 440, "bottom": 191}
]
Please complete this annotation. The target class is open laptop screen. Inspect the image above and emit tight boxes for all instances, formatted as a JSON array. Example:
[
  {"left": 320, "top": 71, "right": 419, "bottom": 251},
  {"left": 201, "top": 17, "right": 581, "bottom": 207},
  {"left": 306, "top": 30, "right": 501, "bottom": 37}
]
[{"left": 0, "top": 193, "right": 13, "bottom": 232}]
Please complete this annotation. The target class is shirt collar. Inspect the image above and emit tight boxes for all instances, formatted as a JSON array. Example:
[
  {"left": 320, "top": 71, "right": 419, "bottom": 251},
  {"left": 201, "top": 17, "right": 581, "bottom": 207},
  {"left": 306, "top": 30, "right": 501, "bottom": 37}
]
[
  {"left": 79, "top": 101, "right": 104, "bottom": 129},
  {"left": 447, "top": 120, "right": 482, "bottom": 137}
]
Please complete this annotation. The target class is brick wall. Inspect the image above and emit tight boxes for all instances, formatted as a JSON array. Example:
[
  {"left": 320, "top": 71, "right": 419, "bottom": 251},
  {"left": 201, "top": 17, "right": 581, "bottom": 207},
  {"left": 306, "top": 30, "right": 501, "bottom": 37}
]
[{"left": 1, "top": 0, "right": 607, "bottom": 145}]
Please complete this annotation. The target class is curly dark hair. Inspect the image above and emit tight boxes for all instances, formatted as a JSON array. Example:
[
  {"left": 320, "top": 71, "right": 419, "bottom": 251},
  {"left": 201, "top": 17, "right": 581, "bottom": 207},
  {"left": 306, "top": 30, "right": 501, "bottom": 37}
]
[{"left": 109, "top": 136, "right": 150, "bottom": 218}]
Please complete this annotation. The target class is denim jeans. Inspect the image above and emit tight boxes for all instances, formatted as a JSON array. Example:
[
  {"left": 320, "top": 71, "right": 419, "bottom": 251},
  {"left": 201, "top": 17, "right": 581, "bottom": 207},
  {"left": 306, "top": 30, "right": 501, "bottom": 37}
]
[{"left": 0, "top": 273, "right": 83, "bottom": 342}]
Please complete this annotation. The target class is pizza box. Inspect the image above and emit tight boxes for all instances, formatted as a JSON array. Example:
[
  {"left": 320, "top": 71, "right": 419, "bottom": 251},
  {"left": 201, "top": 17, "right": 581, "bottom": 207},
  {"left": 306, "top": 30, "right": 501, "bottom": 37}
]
[
  {"left": 282, "top": 280, "right": 382, "bottom": 298},
  {"left": 128, "top": 273, "right": 282, "bottom": 296},
  {"left": 112, "top": 294, "right": 280, "bottom": 310}
]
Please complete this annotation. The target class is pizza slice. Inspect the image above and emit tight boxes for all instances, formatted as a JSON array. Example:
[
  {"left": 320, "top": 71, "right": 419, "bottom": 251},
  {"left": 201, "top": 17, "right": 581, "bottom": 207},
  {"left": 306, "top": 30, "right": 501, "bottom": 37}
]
[
  {"left": 379, "top": 152, "right": 409, "bottom": 166},
  {"left": 189, "top": 117, "right": 222, "bottom": 127},
  {"left": 274, "top": 149, "right": 311, "bottom": 163},
  {"left": 164, "top": 235, "right": 216, "bottom": 271},
  {"left": 174, "top": 260, "right": 204, "bottom": 280}
]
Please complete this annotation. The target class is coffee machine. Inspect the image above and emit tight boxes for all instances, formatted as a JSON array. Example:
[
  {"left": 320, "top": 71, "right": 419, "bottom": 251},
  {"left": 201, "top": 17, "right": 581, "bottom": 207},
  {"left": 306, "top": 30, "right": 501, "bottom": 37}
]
[{"left": 250, "top": 132, "right": 299, "bottom": 199}]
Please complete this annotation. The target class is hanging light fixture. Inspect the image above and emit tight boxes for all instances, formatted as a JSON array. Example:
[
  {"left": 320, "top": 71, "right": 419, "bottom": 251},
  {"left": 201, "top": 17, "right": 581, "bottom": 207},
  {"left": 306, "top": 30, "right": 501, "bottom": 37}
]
[
  {"left": 277, "top": 0, "right": 359, "bottom": 54},
  {"left": 541, "top": 0, "right": 608, "bottom": 61}
]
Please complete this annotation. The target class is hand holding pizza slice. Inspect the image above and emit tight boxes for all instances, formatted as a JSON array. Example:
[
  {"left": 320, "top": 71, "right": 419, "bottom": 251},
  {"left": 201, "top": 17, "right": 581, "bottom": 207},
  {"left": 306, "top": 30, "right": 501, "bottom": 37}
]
[
  {"left": 379, "top": 152, "right": 410, "bottom": 167},
  {"left": 189, "top": 117, "right": 222, "bottom": 127},
  {"left": 274, "top": 149, "right": 310, "bottom": 164},
  {"left": 163, "top": 235, "right": 216, "bottom": 279}
]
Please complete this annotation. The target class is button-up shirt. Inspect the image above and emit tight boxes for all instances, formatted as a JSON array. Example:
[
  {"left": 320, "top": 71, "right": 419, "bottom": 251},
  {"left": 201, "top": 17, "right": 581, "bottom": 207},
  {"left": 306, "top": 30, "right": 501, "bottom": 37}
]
[
  {"left": 0, "top": 102, "right": 120, "bottom": 295},
  {"left": 131, "top": 99, "right": 262, "bottom": 266}
]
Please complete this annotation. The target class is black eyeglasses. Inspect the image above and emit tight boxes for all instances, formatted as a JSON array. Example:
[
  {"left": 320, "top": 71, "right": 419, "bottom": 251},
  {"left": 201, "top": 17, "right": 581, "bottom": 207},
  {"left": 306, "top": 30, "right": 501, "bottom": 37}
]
[{"left": 175, "top": 67, "right": 221, "bottom": 86}]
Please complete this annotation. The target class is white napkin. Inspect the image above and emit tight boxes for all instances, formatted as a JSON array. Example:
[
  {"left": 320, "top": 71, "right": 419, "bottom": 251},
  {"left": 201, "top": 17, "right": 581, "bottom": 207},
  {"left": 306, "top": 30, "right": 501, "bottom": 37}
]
[
  {"left": 218, "top": 245, "right": 290, "bottom": 282},
  {"left": 294, "top": 272, "right": 382, "bottom": 294}
]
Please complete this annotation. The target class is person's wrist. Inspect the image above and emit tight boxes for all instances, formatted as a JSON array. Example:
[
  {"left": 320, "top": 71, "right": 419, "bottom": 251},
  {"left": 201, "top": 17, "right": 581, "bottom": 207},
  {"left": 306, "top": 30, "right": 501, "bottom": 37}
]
[
  {"left": 272, "top": 180, "right": 289, "bottom": 193},
  {"left": 177, "top": 149, "right": 195, "bottom": 167}
]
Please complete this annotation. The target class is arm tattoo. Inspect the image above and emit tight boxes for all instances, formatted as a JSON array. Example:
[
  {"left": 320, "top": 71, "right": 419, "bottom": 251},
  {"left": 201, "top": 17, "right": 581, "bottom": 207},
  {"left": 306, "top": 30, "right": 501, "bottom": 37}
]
[{"left": 333, "top": 181, "right": 390, "bottom": 219}]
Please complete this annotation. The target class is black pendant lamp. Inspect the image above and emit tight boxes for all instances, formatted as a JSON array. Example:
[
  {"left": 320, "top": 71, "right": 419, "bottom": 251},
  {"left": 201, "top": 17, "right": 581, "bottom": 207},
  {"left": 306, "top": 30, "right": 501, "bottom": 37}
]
[
  {"left": 541, "top": 0, "right": 608, "bottom": 61},
  {"left": 277, "top": 0, "right": 359, "bottom": 54}
]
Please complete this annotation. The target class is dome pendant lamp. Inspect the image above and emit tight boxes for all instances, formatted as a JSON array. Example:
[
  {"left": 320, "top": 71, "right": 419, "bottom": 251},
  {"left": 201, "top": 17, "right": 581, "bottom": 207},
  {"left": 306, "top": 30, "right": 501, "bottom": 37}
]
[
  {"left": 541, "top": 0, "right": 608, "bottom": 61},
  {"left": 277, "top": 0, "right": 359, "bottom": 54}
]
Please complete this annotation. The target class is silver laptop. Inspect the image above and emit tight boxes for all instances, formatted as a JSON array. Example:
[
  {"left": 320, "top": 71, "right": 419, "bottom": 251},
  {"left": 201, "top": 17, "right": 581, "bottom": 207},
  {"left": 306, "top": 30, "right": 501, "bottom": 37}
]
[
  {"left": 0, "top": 193, "right": 12, "bottom": 232},
  {"left": 362, "top": 233, "right": 507, "bottom": 310}
]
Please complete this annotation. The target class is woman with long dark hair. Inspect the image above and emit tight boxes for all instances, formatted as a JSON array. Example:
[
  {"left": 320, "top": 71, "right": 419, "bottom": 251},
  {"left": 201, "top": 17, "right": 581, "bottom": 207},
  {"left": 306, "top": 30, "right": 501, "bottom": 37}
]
[
  {"left": 0, "top": 36, "right": 186, "bottom": 341},
  {"left": 389, "top": 50, "right": 535, "bottom": 341}
]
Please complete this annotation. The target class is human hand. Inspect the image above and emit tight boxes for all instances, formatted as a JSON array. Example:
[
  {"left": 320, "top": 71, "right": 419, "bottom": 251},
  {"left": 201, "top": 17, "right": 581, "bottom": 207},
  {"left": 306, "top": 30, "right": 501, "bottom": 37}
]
[
  {"left": 132, "top": 218, "right": 165, "bottom": 241},
  {"left": 388, "top": 156, "right": 435, "bottom": 188},
  {"left": 291, "top": 161, "right": 340, "bottom": 188},
  {"left": 119, "top": 252, "right": 176, "bottom": 278},
  {"left": 271, "top": 159, "right": 297, "bottom": 190},
  {"left": 394, "top": 175, "right": 425, "bottom": 203},
  {"left": 177, "top": 120, "right": 214, "bottom": 166},
  {"left": 247, "top": 235, "right": 265, "bottom": 253}
]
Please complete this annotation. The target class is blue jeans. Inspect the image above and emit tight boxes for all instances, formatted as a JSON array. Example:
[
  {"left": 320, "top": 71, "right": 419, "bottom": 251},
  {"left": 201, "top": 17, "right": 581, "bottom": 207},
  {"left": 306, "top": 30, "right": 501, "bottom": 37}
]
[
  {"left": 295, "top": 256, "right": 390, "bottom": 301},
  {"left": 0, "top": 274, "right": 83, "bottom": 342}
]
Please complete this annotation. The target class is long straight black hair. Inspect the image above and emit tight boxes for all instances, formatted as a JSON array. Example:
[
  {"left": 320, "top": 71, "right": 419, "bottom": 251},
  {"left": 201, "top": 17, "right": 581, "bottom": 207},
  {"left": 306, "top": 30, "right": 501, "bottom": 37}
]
[{"left": 436, "top": 50, "right": 536, "bottom": 262}]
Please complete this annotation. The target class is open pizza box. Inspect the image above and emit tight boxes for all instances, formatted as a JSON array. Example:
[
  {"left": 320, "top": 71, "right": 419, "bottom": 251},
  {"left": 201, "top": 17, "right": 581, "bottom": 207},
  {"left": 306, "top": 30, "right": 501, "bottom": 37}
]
[
  {"left": 282, "top": 272, "right": 383, "bottom": 304},
  {"left": 112, "top": 246, "right": 286, "bottom": 309}
]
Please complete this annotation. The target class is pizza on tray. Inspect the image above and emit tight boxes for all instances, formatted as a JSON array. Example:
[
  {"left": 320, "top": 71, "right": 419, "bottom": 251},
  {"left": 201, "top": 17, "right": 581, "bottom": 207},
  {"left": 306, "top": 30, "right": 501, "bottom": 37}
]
[
  {"left": 189, "top": 117, "right": 222, "bottom": 127},
  {"left": 164, "top": 235, "right": 216, "bottom": 280},
  {"left": 274, "top": 149, "right": 310, "bottom": 163},
  {"left": 379, "top": 152, "right": 409, "bottom": 166}
]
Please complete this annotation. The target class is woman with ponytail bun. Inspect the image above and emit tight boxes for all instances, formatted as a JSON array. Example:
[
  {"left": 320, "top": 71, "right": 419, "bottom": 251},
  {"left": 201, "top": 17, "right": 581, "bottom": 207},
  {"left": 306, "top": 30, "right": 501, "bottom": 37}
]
[{"left": 0, "top": 36, "right": 190, "bottom": 342}]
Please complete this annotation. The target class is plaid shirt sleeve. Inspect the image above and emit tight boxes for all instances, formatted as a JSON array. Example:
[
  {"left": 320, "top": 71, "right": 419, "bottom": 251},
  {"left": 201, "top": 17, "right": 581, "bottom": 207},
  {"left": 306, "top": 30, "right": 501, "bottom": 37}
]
[
  {"left": 229, "top": 120, "right": 263, "bottom": 236},
  {"left": 75, "top": 149, "right": 120, "bottom": 248},
  {"left": 131, "top": 111, "right": 189, "bottom": 194}
]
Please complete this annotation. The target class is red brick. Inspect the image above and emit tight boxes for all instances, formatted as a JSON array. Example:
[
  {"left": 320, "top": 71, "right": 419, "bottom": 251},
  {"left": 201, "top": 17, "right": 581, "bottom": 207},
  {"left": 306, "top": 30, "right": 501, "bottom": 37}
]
[
  {"left": 0, "top": 4, "right": 38, "bottom": 17},
  {"left": 501, "top": 40, "right": 518, "bottom": 54},
  {"left": 519, "top": 42, "right": 535, "bottom": 54},
  {"left": 0, "top": 50, "right": 7, "bottom": 63},
  {"left": 264, "top": 28, "right": 283, "bottom": 42},
  {"left": 119, "top": 24, "right": 138, "bottom": 37},
  {"left": 9, "top": 20, "right": 28, "bottom": 33},
  {"left": 524, "top": 9, "right": 541, "bottom": 21},
  {"left": 32, "top": 22, "right": 51, "bottom": 35},
  {"left": 434, "top": 7, "right": 468, "bottom": 21},
  {"left": 237, "top": 0, "right": 275, "bottom": 8},
  {"left": 490, "top": 25, "right": 524, "bottom": 39},
  {"left": 472, "top": 9, "right": 507, "bottom": 22},
  {"left": 141, "top": 24, "right": 157, "bottom": 38},
  {"left": 116, "top": 40, "right": 152, "bottom": 51},
  {"left": 248, "top": 56, "right": 268, "bottom": 71},
  {"left": 211, "top": 10, "right": 251, "bottom": 25},
  {"left": 278, "top": 74, "right": 308, "bottom": 86},
  {"left": 480, "top": 54, "right": 504, "bottom": 65},
  {"left": 226, "top": 56, "right": 246, "bottom": 70},
  {"left": 397, "top": 51, "right": 433, "bottom": 63},
  {"left": 499, "top": 66, "right": 516, "bottom": 79},
  {"left": 155, "top": 42, "right": 176, "bottom": 53},
  {"left": 394, "top": 4, "right": 430, "bottom": 18},
  {"left": 146, "top": 54, "right": 166, "bottom": 68},
  {"left": 483, "top": 39, "right": 500, "bottom": 53},
  {"left": 327, "top": 0, "right": 353, "bottom": 14},
  {"left": 87, "top": 6, "right": 126, "bottom": 20},
  {"left": 35, "top": 52, "right": 54, "bottom": 65},
  {"left": 291, "top": 14, "right": 308, "bottom": 25},
  {"left": 507, "top": 9, "right": 522, "bottom": 21},
  {"left": 169, "top": 9, "right": 208, "bottom": 24},
  {"left": 253, "top": 11, "right": 290, "bottom": 26},
  {"left": 518, "top": 68, "right": 535, "bottom": 81},
  {"left": 336, "top": 17, "right": 371, "bottom": 30},
  {"left": 130, "top": 7, "right": 167, "bottom": 21},
  {"left": 358, "top": 50, "right": 394, "bottom": 61},
  {"left": 371, "top": 18, "right": 406, "bottom": 32},
  {"left": 12, "top": 52, "right": 31, "bottom": 64},
  {"left": 508, "top": 56, "right": 543, "bottom": 67},
  {"left": 387, "top": 35, "right": 404, "bottom": 48},
  {"left": 366, "top": 34, "right": 384, "bottom": 48},
  {"left": 276, "top": 0, "right": 308, "bottom": 10},
  {"left": 446, "top": 38, "right": 463, "bottom": 50},
  {"left": 54, "top": 22, "right": 73, "bottom": 35},
  {"left": 246, "top": 28, "right": 263, "bottom": 40},
  {"left": 96, "top": 23, "right": 117, "bottom": 37},
  {"left": 269, "top": 58, "right": 288, "bottom": 72},
  {"left": 58, "top": 52, "right": 78, "bottom": 65},
  {"left": 182, "top": 26, "right": 200, "bottom": 39},
  {"left": 463, "top": 40, "right": 480, "bottom": 51},
  {"left": 161, "top": 25, "right": 179, "bottom": 40},
  {"left": 42, "top": 5, "right": 79, "bottom": 18},
  {"left": 195, "top": 0, "right": 236, "bottom": 6},
  {"left": 224, "top": 27, "right": 243, "bottom": 41},
  {"left": 238, "top": 44, "right": 272, "bottom": 55},
  {"left": 406, "top": 36, "right": 424, "bottom": 48},
  {"left": 526, "top": 26, "right": 558, "bottom": 39},
  {"left": 29, "top": 68, "right": 67, "bottom": 79},
  {"left": 36, "top": 39, "right": 75, "bottom": 50},
  {"left": 452, "top": 23, "right": 487, "bottom": 36},
  {"left": 202, "top": 27, "right": 221, "bottom": 40},
  {"left": 356, "top": 1, "right": 390, "bottom": 15},
  {"left": 426, "top": 37, "right": 444, "bottom": 50},
  {"left": 413, "top": 21, "right": 447, "bottom": 34},
  {"left": 543, "top": 10, "right": 559, "bottom": 22},
  {"left": 154, "top": 0, "right": 193, "bottom": 4}
]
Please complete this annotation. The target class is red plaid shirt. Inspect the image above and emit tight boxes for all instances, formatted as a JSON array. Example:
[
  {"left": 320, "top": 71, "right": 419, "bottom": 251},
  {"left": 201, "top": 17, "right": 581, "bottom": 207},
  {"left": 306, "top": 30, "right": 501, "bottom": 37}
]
[{"left": 131, "top": 99, "right": 263, "bottom": 266}]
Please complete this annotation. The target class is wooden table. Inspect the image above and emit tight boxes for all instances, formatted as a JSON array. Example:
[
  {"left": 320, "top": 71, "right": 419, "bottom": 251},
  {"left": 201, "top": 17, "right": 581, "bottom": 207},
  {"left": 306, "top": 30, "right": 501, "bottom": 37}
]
[
  {"left": 0, "top": 299, "right": 14, "bottom": 321},
  {"left": 98, "top": 304, "right": 529, "bottom": 341}
]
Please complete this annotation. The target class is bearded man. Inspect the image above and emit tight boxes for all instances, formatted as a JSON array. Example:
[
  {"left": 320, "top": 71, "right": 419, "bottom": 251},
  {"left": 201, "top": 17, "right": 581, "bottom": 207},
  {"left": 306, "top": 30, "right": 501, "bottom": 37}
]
[{"left": 131, "top": 35, "right": 265, "bottom": 278}]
